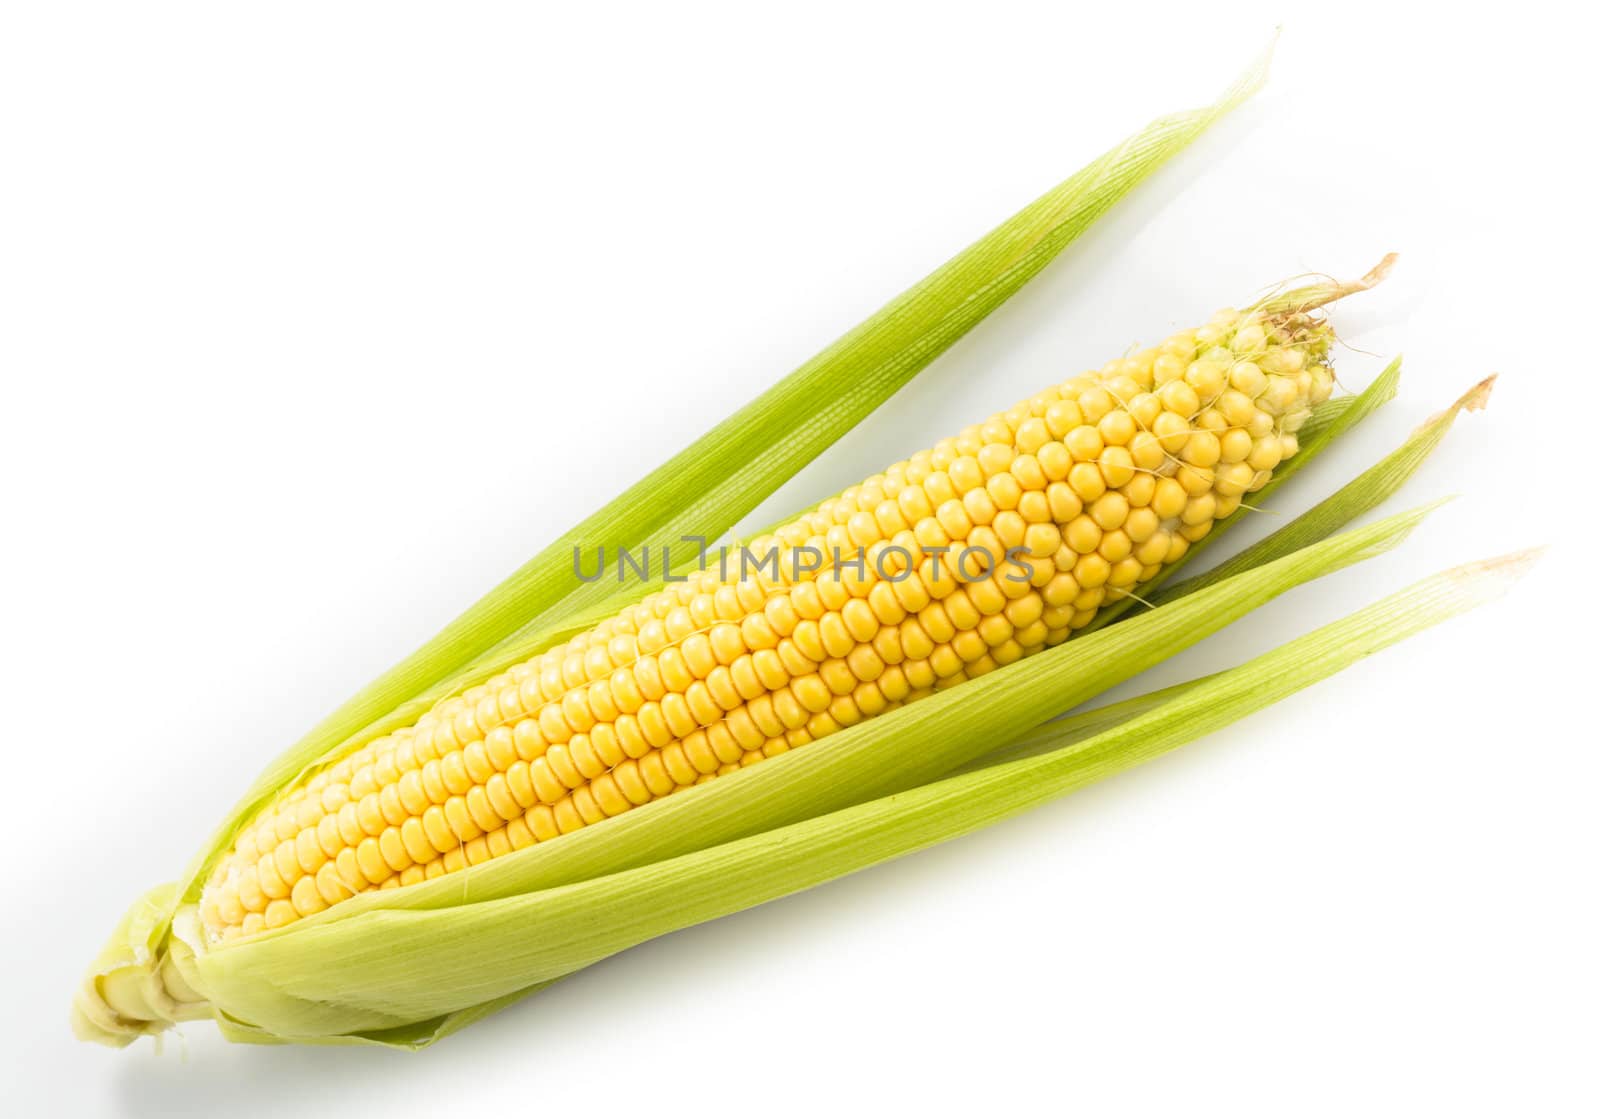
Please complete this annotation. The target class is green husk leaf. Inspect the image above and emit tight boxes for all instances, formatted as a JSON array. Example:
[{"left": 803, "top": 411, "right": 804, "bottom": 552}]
[
  {"left": 201, "top": 543, "right": 1534, "bottom": 1046},
  {"left": 955, "top": 674, "right": 1219, "bottom": 773},
  {"left": 171, "top": 504, "right": 1433, "bottom": 1040},
  {"left": 1150, "top": 375, "right": 1496, "bottom": 606}
]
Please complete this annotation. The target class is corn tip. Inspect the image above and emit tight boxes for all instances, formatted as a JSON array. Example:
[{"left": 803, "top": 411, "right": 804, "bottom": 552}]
[
  {"left": 1460, "top": 374, "right": 1497, "bottom": 412},
  {"left": 1441, "top": 546, "right": 1543, "bottom": 608}
]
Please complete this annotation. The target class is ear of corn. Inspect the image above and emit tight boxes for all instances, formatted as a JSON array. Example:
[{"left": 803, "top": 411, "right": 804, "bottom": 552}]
[
  {"left": 99, "top": 347, "right": 1488, "bottom": 1048},
  {"left": 73, "top": 49, "right": 1527, "bottom": 1052},
  {"left": 76, "top": 260, "right": 1429, "bottom": 1044},
  {"left": 72, "top": 263, "right": 1412, "bottom": 1045}
]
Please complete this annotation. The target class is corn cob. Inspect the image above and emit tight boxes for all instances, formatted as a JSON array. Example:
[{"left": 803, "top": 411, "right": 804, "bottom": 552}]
[{"left": 197, "top": 287, "right": 1355, "bottom": 944}]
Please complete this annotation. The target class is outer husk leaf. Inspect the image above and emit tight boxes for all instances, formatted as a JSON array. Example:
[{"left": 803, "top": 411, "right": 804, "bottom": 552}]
[
  {"left": 169, "top": 506, "right": 1434, "bottom": 1041},
  {"left": 193, "top": 541, "right": 1531, "bottom": 1045}
]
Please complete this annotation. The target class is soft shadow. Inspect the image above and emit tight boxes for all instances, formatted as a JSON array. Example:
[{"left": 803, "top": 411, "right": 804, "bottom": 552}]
[{"left": 112, "top": 1033, "right": 416, "bottom": 1119}]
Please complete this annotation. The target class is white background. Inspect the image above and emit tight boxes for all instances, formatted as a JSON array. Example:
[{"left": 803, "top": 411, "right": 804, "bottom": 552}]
[{"left": 3, "top": 3, "right": 1595, "bottom": 1115}]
